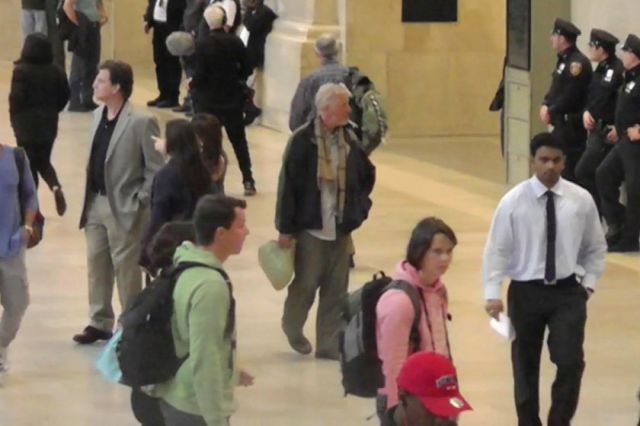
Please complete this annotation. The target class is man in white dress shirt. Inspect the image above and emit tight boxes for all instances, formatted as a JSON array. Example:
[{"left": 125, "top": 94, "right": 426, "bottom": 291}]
[{"left": 483, "top": 132, "right": 607, "bottom": 426}]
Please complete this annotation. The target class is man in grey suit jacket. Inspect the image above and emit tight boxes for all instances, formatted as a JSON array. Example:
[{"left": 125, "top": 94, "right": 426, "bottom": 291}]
[{"left": 74, "top": 60, "right": 164, "bottom": 344}]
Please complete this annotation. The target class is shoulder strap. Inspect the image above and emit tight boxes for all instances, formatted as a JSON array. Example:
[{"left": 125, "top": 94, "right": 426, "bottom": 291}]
[
  {"left": 386, "top": 280, "right": 422, "bottom": 347},
  {"left": 14, "top": 147, "right": 26, "bottom": 225},
  {"left": 173, "top": 261, "right": 235, "bottom": 339}
]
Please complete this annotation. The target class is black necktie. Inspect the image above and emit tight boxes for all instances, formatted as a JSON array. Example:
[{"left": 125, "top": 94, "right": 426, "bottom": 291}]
[{"left": 545, "top": 190, "right": 556, "bottom": 283}]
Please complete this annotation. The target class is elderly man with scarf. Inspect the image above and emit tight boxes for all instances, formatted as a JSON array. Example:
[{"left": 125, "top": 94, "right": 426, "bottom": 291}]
[{"left": 275, "top": 82, "right": 376, "bottom": 360}]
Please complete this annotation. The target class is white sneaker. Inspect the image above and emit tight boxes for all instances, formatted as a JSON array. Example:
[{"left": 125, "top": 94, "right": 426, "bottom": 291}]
[{"left": 0, "top": 346, "right": 8, "bottom": 372}]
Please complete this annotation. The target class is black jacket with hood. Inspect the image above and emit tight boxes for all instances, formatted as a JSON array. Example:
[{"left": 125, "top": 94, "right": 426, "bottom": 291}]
[{"left": 9, "top": 33, "right": 70, "bottom": 144}]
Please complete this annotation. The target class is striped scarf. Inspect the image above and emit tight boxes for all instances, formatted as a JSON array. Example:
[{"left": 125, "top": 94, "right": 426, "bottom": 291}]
[{"left": 315, "top": 117, "right": 349, "bottom": 222}]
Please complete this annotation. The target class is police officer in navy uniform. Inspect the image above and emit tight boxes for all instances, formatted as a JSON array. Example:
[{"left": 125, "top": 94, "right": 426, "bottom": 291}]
[
  {"left": 575, "top": 29, "right": 624, "bottom": 215},
  {"left": 540, "top": 18, "right": 592, "bottom": 183},
  {"left": 596, "top": 34, "right": 640, "bottom": 252}
]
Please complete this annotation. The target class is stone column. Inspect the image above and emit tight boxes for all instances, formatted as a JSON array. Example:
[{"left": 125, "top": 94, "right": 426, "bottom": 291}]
[{"left": 261, "top": 0, "right": 342, "bottom": 132}]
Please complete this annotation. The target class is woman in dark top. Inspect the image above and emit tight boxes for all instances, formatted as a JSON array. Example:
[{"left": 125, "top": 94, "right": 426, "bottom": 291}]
[
  {"left": 9, "top": 32, "right": 70, "bottom": 216},
  {"left": 190, "top": 113, "right": 228, "bottom": 192},
  {"left": 139, "top": 119, "right": 217, "bottom": 271}
]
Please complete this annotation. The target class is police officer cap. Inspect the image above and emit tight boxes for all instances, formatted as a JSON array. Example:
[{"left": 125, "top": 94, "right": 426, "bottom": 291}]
[
  {"left": 552, "top": 18, "right": 581, "bottom": 40},
  {"left": 589, "top": 29, "right": 619, "bottom": 50},
  {"left": 621, "top": 34, "right": 640, "bottom": 58}
]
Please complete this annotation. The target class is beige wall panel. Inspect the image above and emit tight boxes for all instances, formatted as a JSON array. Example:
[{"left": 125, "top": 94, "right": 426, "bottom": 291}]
[
  {"left": 347, "top": 0, "right": 506, "bottom": 137},
  {"left": 111, "top": 0, "right": 152, "bottom": 69},
  {"left": 2, "top": 0, "right": 25, "bottom": 63}
]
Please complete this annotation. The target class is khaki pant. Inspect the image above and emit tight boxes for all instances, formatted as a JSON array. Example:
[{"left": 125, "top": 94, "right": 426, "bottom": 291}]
[
  {"left": 84, "top": 195, "right": 143, "bottom": 331},
  {"left": 0, "top": 249, "right": 29, "bottom": 348},
  {"left": 282, "top": 231, "right": 351, "bottom": 355}
]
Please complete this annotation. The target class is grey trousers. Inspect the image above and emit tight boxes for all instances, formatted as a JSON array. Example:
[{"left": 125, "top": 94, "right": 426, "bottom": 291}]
[
  {"left": 159, "top": 400, "right": 225, "bottom": 426},
  {"left": 0, "top": 249, "right": 29, "bottom": 348},
  {"left": 84, "top": 195, "right": 143, "bottom": 331},
  {"left": 21, "top": 9, "right": 48, "bottom": 37},
  {"left": 282, "top": 231, "right": 351, "bottom": 355}
]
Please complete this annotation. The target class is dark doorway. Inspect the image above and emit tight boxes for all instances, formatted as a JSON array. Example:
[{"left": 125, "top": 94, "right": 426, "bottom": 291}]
[{"left": 402, "top": 0, "right": 458, "bottom": 23}]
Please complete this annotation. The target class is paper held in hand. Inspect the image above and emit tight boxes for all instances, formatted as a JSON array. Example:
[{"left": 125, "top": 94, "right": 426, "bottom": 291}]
[{"left": 490, "top": 313, "right": 516, "bottom": 342}]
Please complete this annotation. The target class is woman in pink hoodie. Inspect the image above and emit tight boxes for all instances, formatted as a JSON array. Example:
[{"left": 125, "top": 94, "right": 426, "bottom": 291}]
[{"left": 375, "top": 217, "right": 457, "bottom": 425}]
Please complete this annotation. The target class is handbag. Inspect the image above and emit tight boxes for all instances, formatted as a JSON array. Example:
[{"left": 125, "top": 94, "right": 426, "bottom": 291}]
[
  {"left": 96, "top": 329, "right": 124, "bottom": 384},
  {"left": 14, "top": 148, "right": 44, "bottom": 249}
]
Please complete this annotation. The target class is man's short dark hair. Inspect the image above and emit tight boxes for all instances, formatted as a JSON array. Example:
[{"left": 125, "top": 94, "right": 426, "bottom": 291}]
[
  {"left": 99, "top": 60, "right": 134, "bottom": 100},
  {"left": 406, "top": 217, "right": 457, "bottom": 270},
  {"left": 529, "top": 132, "right": 566, "bottom": 157},
  {"left": 193, "top": 194, "right": 247, "bottom": 246}
]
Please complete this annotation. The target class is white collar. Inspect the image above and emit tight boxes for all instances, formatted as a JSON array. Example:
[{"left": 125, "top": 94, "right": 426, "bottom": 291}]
[{"left": 530, "top": 175, "right": 564, "bottom": 198}]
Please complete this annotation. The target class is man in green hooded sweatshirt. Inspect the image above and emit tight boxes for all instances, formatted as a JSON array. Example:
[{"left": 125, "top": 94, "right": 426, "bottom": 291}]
[{"left": 154, "top": 194, "right": 254, "bottom": 426}]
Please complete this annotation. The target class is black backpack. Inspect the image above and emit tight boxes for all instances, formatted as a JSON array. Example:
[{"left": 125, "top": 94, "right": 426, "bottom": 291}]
[
  {"left": 339, "top": 272, "right": 422, "bottom": 398},
  {"left": 117, "top": 261, "right": 233, "bottom": 387}
]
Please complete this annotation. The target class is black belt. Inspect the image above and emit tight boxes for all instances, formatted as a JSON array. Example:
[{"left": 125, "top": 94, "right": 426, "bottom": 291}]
[{"left": 512, "top": 274, "right": 577, "bottom": 287}]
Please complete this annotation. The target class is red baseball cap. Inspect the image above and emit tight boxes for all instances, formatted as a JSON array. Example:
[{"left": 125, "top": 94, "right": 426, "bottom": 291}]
[{"left": 397, "top": 352, "right": 472, "bottom": 417}]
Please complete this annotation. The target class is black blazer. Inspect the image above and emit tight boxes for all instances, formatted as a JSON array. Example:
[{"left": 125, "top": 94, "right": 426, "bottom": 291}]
[{"left": 145, "top": 0, "right": 187, "bottom": 30}]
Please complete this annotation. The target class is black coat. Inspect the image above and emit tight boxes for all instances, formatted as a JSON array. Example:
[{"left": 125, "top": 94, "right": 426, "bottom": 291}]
[
  {"left": 140, "top": 158, "right": 218, "bottom": 269},
  {"left": 9, "top": 33, "right": 70, "bottom": 144},
  {"left": 144, "top": 0, "right": 186, "bottom": 29},
  {"left": 244, "top": 3, "right": 277, "bottom": 70},
  {"left": 191, "top": 29, "right": 249, "bottom": 112},
  {"left": 275, "top": 121, "right": 376, "bottom": 235}
]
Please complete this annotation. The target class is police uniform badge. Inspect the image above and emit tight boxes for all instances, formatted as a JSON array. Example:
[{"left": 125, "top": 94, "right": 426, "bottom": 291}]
[
  {"left": 570, "top": 62, "right": 583, "bottom": 76},
  {"left": 604, "top": 69, "right": 614, "bottom": 83},
  {"left": 625, "top": 81, "right": 636, "bottom": 93}
]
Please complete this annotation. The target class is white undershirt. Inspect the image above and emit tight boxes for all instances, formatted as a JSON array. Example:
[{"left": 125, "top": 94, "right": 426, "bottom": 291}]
[
  {"left": 153, "top": 0, "right": 168, "bottom": 23},
  {"left": 482, "top": 175, "right": 606, "bottom": 299}
]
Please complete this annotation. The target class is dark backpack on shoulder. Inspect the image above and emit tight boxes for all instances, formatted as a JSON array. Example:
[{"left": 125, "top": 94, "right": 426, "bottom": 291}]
[
  {"left": 339, "top": 271, "right": 421, "bottom": 398},
  {"left": 117, "top": 261, "right": 233, "bottom": 387}
]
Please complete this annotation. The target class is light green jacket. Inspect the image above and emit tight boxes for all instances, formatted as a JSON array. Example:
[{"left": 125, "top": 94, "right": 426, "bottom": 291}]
[{"left": 154, "top": 242, "right": 237, "bottom": 426}]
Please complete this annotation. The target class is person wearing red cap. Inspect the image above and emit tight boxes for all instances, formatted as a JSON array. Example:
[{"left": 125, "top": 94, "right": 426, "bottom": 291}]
[{"left": 394, "top": 351, "right": 472, "bottom": 426}]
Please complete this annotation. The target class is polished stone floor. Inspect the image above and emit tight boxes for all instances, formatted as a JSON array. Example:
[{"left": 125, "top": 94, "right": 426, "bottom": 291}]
[{"left": 0, "top": 63, "right": 638, "bottom": 426}]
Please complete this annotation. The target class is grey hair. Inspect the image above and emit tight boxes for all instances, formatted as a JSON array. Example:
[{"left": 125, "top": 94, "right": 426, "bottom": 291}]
[{"left": 314, "top": 83, "right": 352, "bottom": 112}]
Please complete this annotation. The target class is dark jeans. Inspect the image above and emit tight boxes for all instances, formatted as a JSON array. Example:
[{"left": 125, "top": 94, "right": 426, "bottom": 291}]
[
  {"left": 152, "top": 22, "right": 182, "bottom": 102},
  {"left": 575, "top": 129, "right": 613, "bottom": 216},
  {"left": 508, "top": 278, "right": 587, "bottom": 426},
  {"left": 596, "top": 137, "right": 640, "bottom": 244},
  {"left": 159, "top": 400, "right": 212, "bottom": 426},
  {"left": 200, "top": 107, "right": 254, "bottom": 184},
  {"left": 282, "top": 232, "right": 351, "bottom": 356},
  {"left": 552, "top": 116, "right": 587, "bottom": 183},
  {"left": 17, "top": 139, "right": 61, "bottom": 190},
  {"left": 131, "top": 387, "right": 165, "bottom": 426},
  {"left": 69, "top": 23, "right": 101, "bottom": 107}
]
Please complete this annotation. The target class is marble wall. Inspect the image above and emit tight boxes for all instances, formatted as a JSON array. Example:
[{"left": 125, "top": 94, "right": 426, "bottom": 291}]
[{"left": 346, "top": 0, "right": 506, "bottom": 137}]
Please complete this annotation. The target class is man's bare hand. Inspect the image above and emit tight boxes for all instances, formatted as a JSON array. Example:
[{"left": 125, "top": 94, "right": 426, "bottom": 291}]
[
  {"left": 627, "top": 124, "right": 640, "bottom": 142},
  {"left": 484, "top": 299, "right": 504, "bottom": 320},
  {"left": 539, "top": 105, "right": 551, "bottom": 125},
  {"left": 277, "top": 234, "right": 294, "bottom": 249},
  {"left": 607, "top": 127, "right": 619, "bottom": 143},
  {"left": 583, "top": 111, "right": 595, "bottom": 130}
]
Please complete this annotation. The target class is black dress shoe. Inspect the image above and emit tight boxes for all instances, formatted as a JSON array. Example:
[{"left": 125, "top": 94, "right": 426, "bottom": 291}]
[
  {"left": 73, "top": 326, "right": 113, "bottom": 344},
  {"left": 68, "top": 103, "right": 96, "bottom": 112},
  {"left": 285, "top": 334, "right": 312, "bottom": 355},
  {"left": 146, "top": 96, "right": 163, "bottom": 107},
  {"left": 155, "top": 99, "right": 179, "bottom": 109}
]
